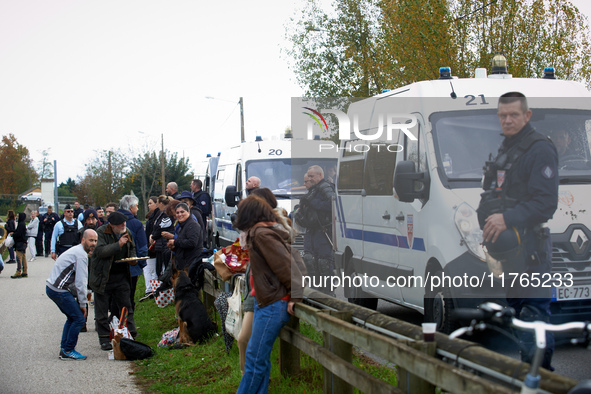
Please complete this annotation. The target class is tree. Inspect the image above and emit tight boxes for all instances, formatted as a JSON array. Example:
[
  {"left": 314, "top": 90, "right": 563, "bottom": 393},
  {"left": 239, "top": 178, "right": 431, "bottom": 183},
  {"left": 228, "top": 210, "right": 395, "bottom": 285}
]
[
  {"left": 125, "top": 150, "right": 162, "bottom": 218},
  {"left": 285, "top": 0, "right": 591, "bottom": 97},
  {"left": 284, "top": 0, "right": 383, "bottom": 97},
  {"left": 0, "top": 134, "right": 39, "bottom": 194},
  {"left": 58, "top": 178, "right": 77, "bottom": 197},
  {"left": 37, "top": 149, "right": 54, "bottom": 179},
  {"left": 76, "top": 149, "right": 129, "bottom": 206}
]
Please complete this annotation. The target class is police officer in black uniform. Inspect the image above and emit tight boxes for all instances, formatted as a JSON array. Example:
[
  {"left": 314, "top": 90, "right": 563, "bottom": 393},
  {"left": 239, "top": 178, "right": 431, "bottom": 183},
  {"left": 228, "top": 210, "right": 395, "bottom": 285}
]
[{"left": 478, "top": 92, "right": 559, "bottom": 370}]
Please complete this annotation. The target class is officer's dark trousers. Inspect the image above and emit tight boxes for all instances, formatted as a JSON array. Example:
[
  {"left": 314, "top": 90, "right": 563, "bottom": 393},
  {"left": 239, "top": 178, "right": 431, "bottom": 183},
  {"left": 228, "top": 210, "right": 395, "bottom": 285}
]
[
  {"left": 303, "top": 227, "right": 334, "bottom": 294},
  {"left": 93, "top": 272, "right": 137, "bottom": 344}
]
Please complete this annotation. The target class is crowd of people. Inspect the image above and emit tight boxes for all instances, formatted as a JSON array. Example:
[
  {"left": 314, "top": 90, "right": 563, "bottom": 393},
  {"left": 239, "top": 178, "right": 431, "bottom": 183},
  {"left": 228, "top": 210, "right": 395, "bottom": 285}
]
[{"left": 2, "top": 170, "right": 333, "bottom": 390}]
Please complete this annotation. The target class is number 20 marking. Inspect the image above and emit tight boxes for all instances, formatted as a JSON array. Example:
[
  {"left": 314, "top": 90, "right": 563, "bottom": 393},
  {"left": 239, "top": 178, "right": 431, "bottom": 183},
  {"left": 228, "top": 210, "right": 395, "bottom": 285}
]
[
  {"left": 268, "top": 149, "right": 283, "bottom": 156},
  {"left": 465, "top": 94, "right": 489, "bottom": 106}
]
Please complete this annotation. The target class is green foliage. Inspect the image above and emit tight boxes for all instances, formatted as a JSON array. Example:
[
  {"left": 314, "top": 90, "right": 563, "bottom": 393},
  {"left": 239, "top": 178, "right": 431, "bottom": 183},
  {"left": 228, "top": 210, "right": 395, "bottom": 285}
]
[
  {"left": 285, "top": 0, "right": 591, "bottom": 97},
  {"left": 75, "top": 149, "right": 129, "bottom": 207},
  {"left": 0, "top": 134, "right": 39, "bottom": 194},
  {"left": 123, "top": 151, "right": 193, "bottom": 219},
  {"left": 57, "top": 178, "right": 77, "bottom": 197}
]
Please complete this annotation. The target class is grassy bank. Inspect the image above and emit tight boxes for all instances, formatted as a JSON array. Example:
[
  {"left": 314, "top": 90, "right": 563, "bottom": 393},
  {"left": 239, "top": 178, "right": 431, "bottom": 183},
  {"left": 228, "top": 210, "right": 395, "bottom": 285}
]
[{"left": 132, "top": 280, "right": 397, "bottom": 393}]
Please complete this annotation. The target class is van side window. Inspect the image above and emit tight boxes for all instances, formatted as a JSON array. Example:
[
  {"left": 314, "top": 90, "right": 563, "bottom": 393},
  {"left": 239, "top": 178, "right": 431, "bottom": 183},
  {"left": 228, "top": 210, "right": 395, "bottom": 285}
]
[
  {"left": 405, "top": 123, "right": 427, "bottom": 172},
  {"left": 364, "top": 142, "right": 397, "bottom": 195},
  {"left": 236, "top": 164, "right": 242, "bottom": 193},
  {"left": 337, "top": 140, "right": 364, "bottom": 190}
]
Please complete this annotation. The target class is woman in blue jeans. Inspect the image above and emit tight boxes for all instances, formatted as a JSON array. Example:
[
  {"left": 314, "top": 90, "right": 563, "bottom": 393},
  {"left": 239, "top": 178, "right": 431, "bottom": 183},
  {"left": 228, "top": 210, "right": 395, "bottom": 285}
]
[{"left": 233, "top": 195, "right": 304, "bottom": 393}]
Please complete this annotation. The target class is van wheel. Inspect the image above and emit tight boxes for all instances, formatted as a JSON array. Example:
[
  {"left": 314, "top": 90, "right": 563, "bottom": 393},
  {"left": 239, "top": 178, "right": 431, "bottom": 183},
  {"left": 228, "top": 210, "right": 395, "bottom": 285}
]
[{"left": 424, "top": 272, "right": 457, "bottom": 334}]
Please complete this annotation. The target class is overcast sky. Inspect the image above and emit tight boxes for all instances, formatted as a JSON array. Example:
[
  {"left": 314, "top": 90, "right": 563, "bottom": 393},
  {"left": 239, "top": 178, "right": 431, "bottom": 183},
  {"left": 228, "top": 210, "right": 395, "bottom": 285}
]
[{"left": 1, "top": 0, "right": 590, "bottom": 186}]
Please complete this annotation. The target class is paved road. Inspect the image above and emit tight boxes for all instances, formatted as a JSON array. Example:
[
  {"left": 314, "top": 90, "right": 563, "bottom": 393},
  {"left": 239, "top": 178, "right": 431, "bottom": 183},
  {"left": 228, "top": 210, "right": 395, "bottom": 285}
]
[{"left": 0, "top": 255, "right": 141, "bottom": 394}]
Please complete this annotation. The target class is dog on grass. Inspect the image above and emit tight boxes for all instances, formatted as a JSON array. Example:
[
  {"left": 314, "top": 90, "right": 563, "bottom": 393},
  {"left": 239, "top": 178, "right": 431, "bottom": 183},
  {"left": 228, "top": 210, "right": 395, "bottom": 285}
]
[{"left": 171, "top": 265, "right": 217, "bottom": 345}]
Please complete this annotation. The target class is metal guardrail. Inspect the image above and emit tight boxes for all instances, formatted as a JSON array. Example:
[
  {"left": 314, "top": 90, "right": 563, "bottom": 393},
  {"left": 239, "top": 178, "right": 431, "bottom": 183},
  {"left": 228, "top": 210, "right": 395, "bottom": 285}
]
[{"left": 201, "top": 270, "right": 579, "bottom": 394}]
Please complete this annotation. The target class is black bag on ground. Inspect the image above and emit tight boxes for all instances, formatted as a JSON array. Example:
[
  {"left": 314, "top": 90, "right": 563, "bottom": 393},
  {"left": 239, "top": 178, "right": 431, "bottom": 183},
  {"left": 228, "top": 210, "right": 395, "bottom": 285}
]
[{"left": 119, "top": 338, "right": 154, "bottom": 360}]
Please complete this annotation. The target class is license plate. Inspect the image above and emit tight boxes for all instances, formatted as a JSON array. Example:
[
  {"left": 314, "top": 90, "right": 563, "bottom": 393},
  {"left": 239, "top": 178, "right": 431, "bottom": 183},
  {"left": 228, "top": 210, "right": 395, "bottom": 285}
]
[{"left": 552, "top": 285, "right": 591, "bottom": 301}]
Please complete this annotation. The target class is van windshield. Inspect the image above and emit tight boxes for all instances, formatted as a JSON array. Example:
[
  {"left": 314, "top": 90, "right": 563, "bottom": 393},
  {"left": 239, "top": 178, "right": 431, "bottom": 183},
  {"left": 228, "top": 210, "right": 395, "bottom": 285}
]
[
  {"left": 431, "top": 109, "right": 591, "bottom": 188},
  {"left": 246, "top": 158, "right": 337, "bottom": 196}
]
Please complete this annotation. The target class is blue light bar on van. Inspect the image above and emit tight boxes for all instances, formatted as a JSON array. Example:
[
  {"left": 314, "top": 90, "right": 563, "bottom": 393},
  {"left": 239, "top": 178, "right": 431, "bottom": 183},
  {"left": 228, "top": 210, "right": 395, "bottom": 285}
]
[
  {"left": 206, "top": 154, "right": 211, "bottom": 157},
  {"left": 255, "top": 136, "right": 263, "bottom": 141},
  {"left": 382, "top": 89, "right": 391, "bottom": 93},
  {"left": 439, "top": 67, "right": 452, "bottom": 79},
  {"left": 543, "top": 67, "right": 556, "bottom": 79}
]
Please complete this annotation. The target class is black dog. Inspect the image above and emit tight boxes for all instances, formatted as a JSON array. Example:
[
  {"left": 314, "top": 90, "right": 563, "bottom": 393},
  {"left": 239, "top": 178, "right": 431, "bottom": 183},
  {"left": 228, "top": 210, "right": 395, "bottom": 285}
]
[{"left": 171, "top": 266, "right": 217, "bottom": 345}]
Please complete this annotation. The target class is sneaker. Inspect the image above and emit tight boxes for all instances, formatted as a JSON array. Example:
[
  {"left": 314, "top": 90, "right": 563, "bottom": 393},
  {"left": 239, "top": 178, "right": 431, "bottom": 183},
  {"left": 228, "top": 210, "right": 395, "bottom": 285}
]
[
  {"left": 139, "top": 292, "right": 154, "bottom": 302},
  {"left": 80, "top": 324, "right": 87, "bottom": 332},
  {"left": 29, "top": 258, "right": 35, "bottom": 262},
  {"left": 100, "top": 342, "right": 113, "bottom": 351},
  {"left": 59, "top": 349, "right": 87, "bottom": 360},
  {"left": 6, "top": 260, "right": 16, "bottom": 264},
  {"left": 11, "top": 274, "right": 21, "bottom": 279},
  {"left": 20, "top": 274, "right": 28, "bottom": 278}
]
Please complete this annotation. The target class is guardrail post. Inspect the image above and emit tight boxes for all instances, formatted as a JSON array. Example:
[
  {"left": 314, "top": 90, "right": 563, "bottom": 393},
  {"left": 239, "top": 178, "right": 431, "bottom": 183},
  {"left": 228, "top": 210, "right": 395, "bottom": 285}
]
[
  {"left": 397, "top": 340, "right": 436, "bottom": 394},
  {"left": 279, "top": 315, "right": 301, "bottom": 376},
  {"left": 321, "top": 310, "right": 353, "bottom": 394}
]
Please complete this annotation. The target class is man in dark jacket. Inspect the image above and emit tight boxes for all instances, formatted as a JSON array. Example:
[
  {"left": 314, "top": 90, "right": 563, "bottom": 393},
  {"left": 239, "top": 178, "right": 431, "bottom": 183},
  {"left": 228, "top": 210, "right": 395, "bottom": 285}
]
[
  {"left": 88, "top": 211, "right": 138, "bottom": 351},
  {"left": 11, "top": 212, "right": 28, "bottom": 279},
  {"left": 301, "top": 165, "right": 335, "bottom": 294},
  {"left": 479, "top": 92, "right": 558, "bottom": 370},
  {"left": 42, "top": 205, "right": 60, "bottom": 257},
  {"left": 118, "top": 195, "right": 148, "bottom": 312}
]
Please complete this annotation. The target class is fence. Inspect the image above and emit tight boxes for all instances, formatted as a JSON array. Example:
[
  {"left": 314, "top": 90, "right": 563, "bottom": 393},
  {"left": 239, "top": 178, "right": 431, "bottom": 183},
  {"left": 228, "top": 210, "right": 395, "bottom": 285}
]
[{"left": 201, "top": 269, "right": 580, "bottom": 394}]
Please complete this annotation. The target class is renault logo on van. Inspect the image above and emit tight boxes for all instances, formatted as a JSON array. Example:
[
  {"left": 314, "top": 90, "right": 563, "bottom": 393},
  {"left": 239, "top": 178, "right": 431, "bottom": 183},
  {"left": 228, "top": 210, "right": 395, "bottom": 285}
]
[
  {"left": 570, "top": 229, "right": 589, "bottom": 255},
  {"left": 302, "top": 107, "right": 418, "bottom": 142}
]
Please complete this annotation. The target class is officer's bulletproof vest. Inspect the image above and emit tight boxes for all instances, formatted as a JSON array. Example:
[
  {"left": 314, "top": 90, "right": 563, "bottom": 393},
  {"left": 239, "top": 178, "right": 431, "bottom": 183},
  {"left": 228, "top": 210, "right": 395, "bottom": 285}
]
[
  {"left": 58, "top": 219, "right": 80, "bottom": 247},
  {"left": 486, "top": 128, "right": 549, "bottom": 201},
  {"left": 478, "top": 127, "right": 550, "bottom": 228}
]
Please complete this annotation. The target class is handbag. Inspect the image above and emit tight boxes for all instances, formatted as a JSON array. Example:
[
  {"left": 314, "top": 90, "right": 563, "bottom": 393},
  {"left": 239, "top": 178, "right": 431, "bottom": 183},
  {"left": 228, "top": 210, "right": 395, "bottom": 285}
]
[
  {"left": 152, "top": 279, "right": 175, "bottom": 308},
  {"left": 225, "top": 275, "right": 244, "bottom": 339},
  {"left": 4, "top": 234, "right": 14, "bottom": 248}
]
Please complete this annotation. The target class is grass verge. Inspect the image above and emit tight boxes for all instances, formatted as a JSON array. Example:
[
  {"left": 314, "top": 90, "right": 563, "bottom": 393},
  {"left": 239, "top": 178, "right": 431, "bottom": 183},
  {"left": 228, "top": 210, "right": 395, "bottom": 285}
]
[{"left": 132, "top": 279, "right": 397, "bottom": 393}]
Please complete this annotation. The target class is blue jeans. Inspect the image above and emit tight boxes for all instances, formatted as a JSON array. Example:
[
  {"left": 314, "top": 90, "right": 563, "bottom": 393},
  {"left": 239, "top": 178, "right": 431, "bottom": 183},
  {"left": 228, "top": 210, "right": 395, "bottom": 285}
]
[
  {"left": 237, "top": 298, "right": 291, "bottom": 394},
  {"left": 46, "top": 286, "right": 85, "bottom": 352}
]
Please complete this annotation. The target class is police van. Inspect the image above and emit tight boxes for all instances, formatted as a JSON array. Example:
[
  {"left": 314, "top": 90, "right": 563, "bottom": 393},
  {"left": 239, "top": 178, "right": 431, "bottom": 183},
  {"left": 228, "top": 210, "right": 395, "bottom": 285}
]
[
  {"left": 213, "top": 136, "right": 337, "bottom": 247},
  {"left": 333, "top": 58, "right": 591, "bottom": 331}
]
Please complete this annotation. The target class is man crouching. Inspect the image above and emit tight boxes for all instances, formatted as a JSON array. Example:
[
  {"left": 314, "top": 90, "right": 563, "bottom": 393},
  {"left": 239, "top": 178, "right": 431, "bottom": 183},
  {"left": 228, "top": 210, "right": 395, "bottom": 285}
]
[{"left": 46, "top": 229, "right": 98, "bottom": 360}]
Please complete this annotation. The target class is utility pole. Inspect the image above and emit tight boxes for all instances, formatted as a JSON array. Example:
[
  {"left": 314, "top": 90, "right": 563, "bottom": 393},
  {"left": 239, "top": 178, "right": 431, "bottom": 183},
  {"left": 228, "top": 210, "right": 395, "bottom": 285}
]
[
  {"left": 161, "top": 133, "right": 166, "bottom": 195},
  {"left": 53, "top": 160, "right": 58, "bottom": 213},
  {"left": 239, "top": 97, "right": 245, "bottom": 142}
]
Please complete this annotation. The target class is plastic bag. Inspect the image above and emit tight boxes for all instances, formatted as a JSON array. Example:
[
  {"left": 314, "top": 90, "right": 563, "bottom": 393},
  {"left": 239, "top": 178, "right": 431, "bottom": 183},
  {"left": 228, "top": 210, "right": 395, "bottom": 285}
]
[
  {"left": 158, "top": 327, "right": 180, "bottom": 347},
  {"left": 4, "top": 234, "right": 14, "bottom": 248},
  {"left": 225, "top": 276, "right": 244, "bottom": 339}
]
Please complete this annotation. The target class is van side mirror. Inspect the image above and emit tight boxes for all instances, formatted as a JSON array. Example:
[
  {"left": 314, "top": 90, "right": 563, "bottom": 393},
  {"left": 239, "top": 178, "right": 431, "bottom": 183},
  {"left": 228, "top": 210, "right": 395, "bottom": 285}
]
[
  {"left": 225, "top": 186, "right": 240, "bottom": 207},
  {"left": 394, "top": 160, "right": 429, "bottom": 202}
]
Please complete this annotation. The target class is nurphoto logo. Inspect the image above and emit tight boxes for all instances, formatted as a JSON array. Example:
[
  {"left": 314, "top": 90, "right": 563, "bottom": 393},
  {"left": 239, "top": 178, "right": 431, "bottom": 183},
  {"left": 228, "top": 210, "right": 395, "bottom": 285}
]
[{"left": 301, "top": 106, "right": 418, "bottom": 153}]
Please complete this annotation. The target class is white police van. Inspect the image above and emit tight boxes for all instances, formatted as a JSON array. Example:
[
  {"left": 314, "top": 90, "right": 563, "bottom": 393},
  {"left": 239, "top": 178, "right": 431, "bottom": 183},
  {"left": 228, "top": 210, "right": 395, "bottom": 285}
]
[
  {"left": 213, "top": 136, "right": 337, "bottom": 247},
  {"left": 334, "top": 58, "right": 591, "bottom": 331}
]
